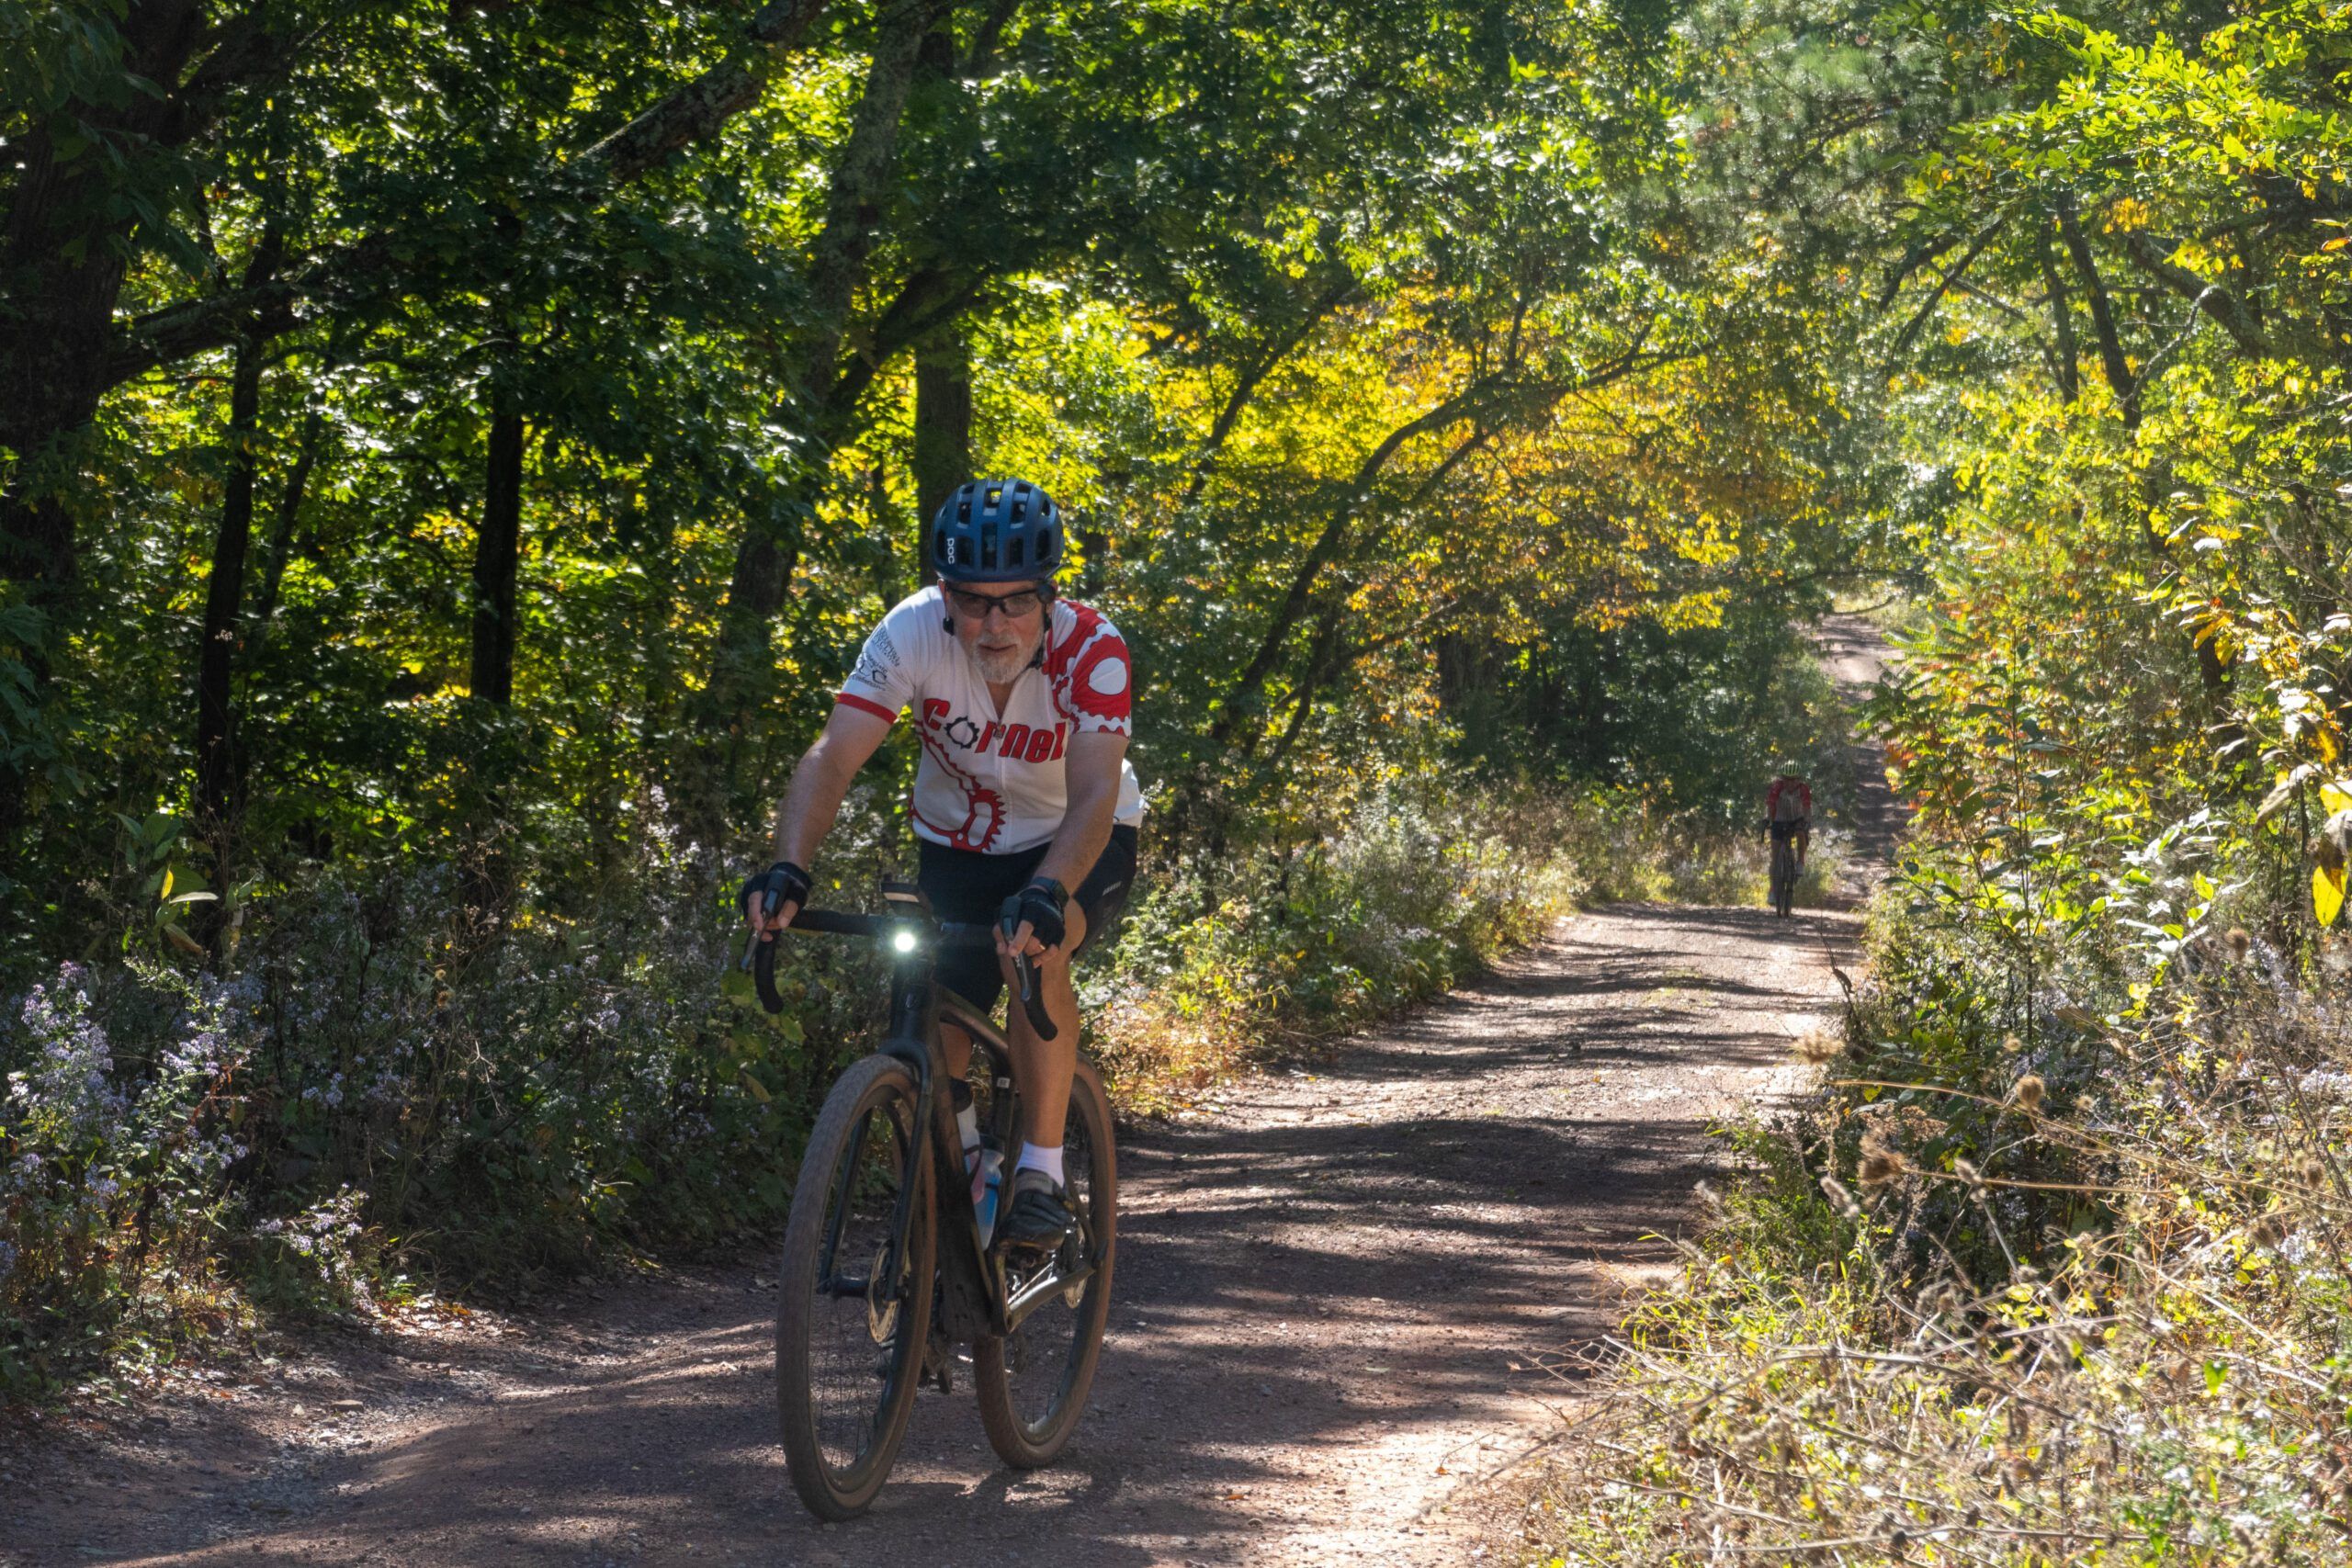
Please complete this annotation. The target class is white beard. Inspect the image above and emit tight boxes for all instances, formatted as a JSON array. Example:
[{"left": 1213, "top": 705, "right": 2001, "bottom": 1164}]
[{"left": 970, "top": 636, "right": 1039, "bottom": 684}]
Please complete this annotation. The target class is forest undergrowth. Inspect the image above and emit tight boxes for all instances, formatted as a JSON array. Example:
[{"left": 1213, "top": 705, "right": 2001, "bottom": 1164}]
[{"left": 0, "top": 750, "right": 1847, "bottom": 1405}]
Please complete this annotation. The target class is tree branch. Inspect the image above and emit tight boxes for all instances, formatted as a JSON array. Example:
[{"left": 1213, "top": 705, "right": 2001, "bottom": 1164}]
[
  {"left": 825, "top": 263, "right": 983, "bottom": 419},
  {"left": 2057, "top": 200, "right": 2138, "bottom": 430},
  {"left": 571, "top": 0, "right": 834, "bottom": 184},
  {"left": 2036, "top": 217, "right": 2080, "bottom": 403},
  {"left": 1890, "top": 212, "right": 2008, "bottom": 356},
  {"left": 1176, "top": 269, "right": 1358, "bottom": 515},
  {"left": 2112, "top": 230, "right": 2268, "bottom": 357}
]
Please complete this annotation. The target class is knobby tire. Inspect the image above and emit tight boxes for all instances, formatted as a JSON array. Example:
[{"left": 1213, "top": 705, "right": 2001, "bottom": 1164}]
[{"left": 775, "top": 1054, "right": 937, "bottom": 1520}]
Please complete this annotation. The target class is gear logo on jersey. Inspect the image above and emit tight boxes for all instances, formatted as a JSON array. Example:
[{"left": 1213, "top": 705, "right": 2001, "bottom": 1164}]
[
  {"left": 943, "top": 715, "right": 983, "bottom": 751},
  {"left": 1046, "top": 605, "right": 1134, "bottom": 732}
]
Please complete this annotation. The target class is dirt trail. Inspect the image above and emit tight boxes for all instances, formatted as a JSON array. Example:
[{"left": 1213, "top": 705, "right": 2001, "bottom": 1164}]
[{"left": 3, "top": 626, "right": 1894, "bottom": 1568}]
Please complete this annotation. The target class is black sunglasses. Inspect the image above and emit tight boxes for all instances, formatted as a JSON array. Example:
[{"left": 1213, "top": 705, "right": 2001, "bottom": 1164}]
[{"left": 944, "top": 585, "right": 1048, "bottom": 620}]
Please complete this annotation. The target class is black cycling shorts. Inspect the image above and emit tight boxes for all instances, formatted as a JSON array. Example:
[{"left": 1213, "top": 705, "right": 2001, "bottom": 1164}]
[{"left": 916, "top": 824, "right": 1140, "bottom": 1014}]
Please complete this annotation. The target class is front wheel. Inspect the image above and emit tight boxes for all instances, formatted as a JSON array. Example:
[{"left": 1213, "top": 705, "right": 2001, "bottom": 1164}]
[
  {"left": 975, "top": 1060, "right": 1117, "bottom": 1468},
  {"left": 775, "top": 1053, "right": 936, "bottom": 1520}
]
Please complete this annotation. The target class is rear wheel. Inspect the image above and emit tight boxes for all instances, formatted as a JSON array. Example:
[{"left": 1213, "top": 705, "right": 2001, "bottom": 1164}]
[
  {"left": 775, "top": 1054, "right": 936, "bottom": 1519},
  {"left": 975, "top": 1061, "right": 1117, "bottom": 1468}
]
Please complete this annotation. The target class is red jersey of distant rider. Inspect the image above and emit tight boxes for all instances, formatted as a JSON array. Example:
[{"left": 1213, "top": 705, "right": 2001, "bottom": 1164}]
[{"left": 1766, "top": 776, "right": 1811, "bottom": 823}]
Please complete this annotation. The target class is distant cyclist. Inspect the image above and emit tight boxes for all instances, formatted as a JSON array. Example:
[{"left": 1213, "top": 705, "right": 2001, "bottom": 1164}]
[
  {"left": 1765, "top": 770, "right": 1811, "bottom": 868},
  {"left": 741, "top": 478, "right": 1143, "bottom": 1253}
]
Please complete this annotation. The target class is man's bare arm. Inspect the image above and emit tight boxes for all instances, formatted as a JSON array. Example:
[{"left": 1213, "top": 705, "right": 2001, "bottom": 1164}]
[
  {"left": 747, "top": 705, "right": 895, "bottom": 932},
  {"left": 997, "top": 731, "right": 1126, "bottom": 958}
]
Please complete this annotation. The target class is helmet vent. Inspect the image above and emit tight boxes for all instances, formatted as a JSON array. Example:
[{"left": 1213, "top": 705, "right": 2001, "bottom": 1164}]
[
  {"left": 933, "top": 527, "right": 947, "bottom": 563},
  {"left": 1007, "top": 537, "right": 1024, "bottom": 568}
]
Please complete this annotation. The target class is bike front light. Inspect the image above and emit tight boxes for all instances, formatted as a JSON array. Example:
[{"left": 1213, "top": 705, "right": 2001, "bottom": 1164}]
[{"left": 891, "top": 930, "right": 919, "bottom": 954}]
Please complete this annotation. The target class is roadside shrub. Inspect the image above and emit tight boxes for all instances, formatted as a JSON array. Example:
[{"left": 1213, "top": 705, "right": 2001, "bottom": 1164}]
[{"left": 0, "top": 966, "right": 250, "bottom": 1397}]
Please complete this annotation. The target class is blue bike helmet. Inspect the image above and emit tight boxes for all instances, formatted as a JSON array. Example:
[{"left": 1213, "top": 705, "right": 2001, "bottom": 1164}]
[{"left": 931, "top": 479, "right": 1063, "bottom": 583}]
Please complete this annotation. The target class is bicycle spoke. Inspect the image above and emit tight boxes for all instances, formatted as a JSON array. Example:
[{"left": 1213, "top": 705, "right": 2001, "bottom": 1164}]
[{"left": 805, "top": 1111, "right": 915, "bottom": 1471}]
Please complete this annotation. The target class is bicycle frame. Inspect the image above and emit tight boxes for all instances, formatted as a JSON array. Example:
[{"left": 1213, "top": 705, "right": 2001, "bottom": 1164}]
[{"left": 794, "top": 914, "right": 1100, "bottom": 1348}]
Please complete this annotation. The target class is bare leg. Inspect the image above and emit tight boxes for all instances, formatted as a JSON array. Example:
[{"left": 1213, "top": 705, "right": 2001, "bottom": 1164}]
[
  {"left": 937, "top": 1020, "right": 975, "bottom": 1084},
  {"left": 1000, "top": 903, "right": 1087, "bottom": 1152}
]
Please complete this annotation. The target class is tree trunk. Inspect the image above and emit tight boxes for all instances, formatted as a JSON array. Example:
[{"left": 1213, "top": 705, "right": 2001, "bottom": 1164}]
[
  {"left": 910, "top": 325, "right": 972, "bottom": 583},
  {"left": 192, "top": 331, "right": 267, "bottom": 941},
  {"left": 247, "top": 408, "right": 326, "bottom": 647},
  {"left": 690, "top": 0, "right": 946, "bottom": 838},
  {"left": 0, "top": 0, "right": 209, "bottom": 597},
  {"left": 469, "top": 377, "right": 526, "bottom": 705}
]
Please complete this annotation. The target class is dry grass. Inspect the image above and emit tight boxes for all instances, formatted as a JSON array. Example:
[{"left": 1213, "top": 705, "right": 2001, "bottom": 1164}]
[{"left": 1519, "top": 931, "right": 2352, "bottom": 1567}]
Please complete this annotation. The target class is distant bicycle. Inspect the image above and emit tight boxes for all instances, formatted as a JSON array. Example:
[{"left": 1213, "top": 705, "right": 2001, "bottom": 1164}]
[
  {"left": 748, "top": 886, "right": 1116, "bottom": 1520},
  {"left": 1767, "top": 820, "right": 1801, "bottom": 919},
  {"left": 1763, "top": 771, "right": 1811, "bottom": 919}
]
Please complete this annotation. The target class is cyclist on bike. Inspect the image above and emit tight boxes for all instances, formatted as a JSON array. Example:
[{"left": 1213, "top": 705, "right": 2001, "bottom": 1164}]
[
  {"left": 741, "top": 479, "right": 1142, "bottom": 1254},
  {"left": 1766, "top": 769, "right": 1811, "bottom": 868}
]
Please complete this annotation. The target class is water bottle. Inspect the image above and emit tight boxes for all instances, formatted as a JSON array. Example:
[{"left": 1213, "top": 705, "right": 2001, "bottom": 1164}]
[{"left": 971, "top": 1145, "right": 1005, "bottom": 1247}]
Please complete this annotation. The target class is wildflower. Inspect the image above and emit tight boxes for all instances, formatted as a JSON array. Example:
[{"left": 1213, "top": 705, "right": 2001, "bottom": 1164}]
[
  {"left": 2298, "top": 1070, "right": 2352, "bottom": 1100},
  {"left": 2012, "top": 1074, "right": 2046, "bottom": 1112},
  {"left": 1858, "top": 1147, "right": 1906, "bottom": 1186},
  {"left": 1953, "top": 1157, "right": 1985, "bottom": 1190},
  {"left": 2000, "top": 1034, "right": 2022, "bottom": 1055},
  {"left": 2250, "top": 1212, "right": 2288, "bottom": 1249},
  {"left": 2227, "top": 927, "right": 2252, "bottom": 960}
]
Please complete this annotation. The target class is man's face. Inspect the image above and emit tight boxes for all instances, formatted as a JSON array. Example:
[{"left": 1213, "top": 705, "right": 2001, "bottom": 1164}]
[{"left": 945, "top": 581, "right": 1048, "bottom": 683}]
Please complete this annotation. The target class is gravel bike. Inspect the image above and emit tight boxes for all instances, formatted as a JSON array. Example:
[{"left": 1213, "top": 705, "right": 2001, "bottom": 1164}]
[
  {"left": 743, "top": 885, "right": 1117, "bottom": 1520},
  {"left": 1767, "top": 821, "right": 1800, "bottom": 919}
]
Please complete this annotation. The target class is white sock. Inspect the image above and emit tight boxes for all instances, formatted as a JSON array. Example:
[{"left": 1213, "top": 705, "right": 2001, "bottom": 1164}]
[
  {"left": 1014, "top": 1143, "right": 1065, "bottom": 1185},
  {"left": 956, "top": 1101, "right": 980, "bottom": 1156}
]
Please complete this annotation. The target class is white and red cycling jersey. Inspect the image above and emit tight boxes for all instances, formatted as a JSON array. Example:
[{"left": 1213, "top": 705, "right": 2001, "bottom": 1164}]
[
  {"left": 1767, "top": 776, "right": 1812, "bottom": 823},
  {"left": 835, "top": 585, "right": 1145, "bottom": 855}
]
